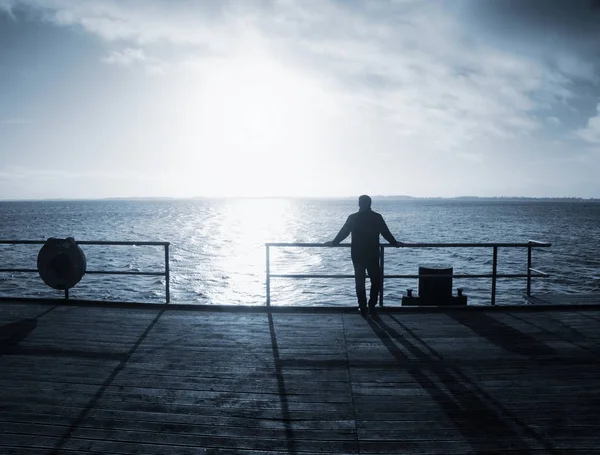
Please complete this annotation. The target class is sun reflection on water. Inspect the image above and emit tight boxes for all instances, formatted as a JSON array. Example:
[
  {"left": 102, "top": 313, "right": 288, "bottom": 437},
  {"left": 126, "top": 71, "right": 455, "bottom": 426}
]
[{"left": 205, "top": 198, "right": 305, "bottom": 304}]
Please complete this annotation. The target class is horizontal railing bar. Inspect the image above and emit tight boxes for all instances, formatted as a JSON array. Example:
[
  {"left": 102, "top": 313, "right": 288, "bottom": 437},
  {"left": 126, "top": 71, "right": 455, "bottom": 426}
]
[
  {"left": 266, "top": 242, "right": 551, "bottom": 248},
  {"left": 385, "top": 273, "right": 548, "bottom": 279},
  {"left": 271, "top": 274, "right": 356, "bottom": 279},
  {"left": 0, "top": 240, "right": 169, "bottom": 246},
  {"left": 78, "top": 241, "right": 169, "bottom": 246},
  {"left": 0, "top": 240, "right": 46, "bottom": 245},
  {"left": 0, "top": 269, "right": 165, "bottom": 276},
  {"left": 0, "top": 268, "right": 38, "bottom": 273},
  {"left": 85, "top": 270, "right": 165, "bottom": 276},
  {"left": 270, "top": 273, "right": 549, "bottom": 279}
]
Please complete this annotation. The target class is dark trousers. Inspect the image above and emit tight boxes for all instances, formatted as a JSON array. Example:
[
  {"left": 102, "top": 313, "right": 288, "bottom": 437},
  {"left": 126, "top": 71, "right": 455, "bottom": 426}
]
[{"left": 352, "top": 257, "right": 381, "bottom": 308}]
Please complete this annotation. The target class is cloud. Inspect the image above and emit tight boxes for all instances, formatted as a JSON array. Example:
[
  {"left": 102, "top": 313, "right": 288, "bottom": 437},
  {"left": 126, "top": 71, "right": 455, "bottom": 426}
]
[
  {"left": 0, "top": 0, "right": 15, "bottom": 19},
  {"left": 253, "top": 1, "right": 568, "bottom": 149},
  {"left": 547, "top": 117, "right": 561, "bottom": 126},
  {"left": 102, "top": 47, "right": 169, "bottom": 74},
  {"left": 103, "top": 47, "right": 146, "bottom": 65},
  {"left": 556, "top": 54, "right": 596, "bottom": 82},
  {"left": 10, "top": 0, "right": 245, "bottom": 47},
  {"left": 576, "top": 104, "right": 600, "bottom": 145},
  {"left": 5, "top": 0, "right": 588, "bottom": 161},
  {"left": 467, "top": 0, "right": 600, "bottom": 40},
  {"left": 464, "top": 0, "right": 600, "bottom": 82}
]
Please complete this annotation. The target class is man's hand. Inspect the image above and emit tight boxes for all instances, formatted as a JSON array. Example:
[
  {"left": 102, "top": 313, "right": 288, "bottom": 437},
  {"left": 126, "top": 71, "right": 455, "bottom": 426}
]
[
  {"left": 324, "top": 241, "right": 334, "bottom": 246},
  {"left": 395, "top": 241, "right": 405, "bottom": 248}
]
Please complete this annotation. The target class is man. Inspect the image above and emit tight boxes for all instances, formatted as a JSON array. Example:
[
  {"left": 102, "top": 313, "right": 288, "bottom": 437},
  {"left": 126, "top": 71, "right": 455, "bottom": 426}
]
[{"left": 325, "top": 195, "right": 403, "bottom": 316}]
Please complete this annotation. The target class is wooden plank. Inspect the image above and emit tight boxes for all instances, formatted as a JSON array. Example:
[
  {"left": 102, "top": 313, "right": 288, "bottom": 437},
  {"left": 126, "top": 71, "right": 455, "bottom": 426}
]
[
  {"left": 2, "top": 301, "right": 600, "bottom": 454},
  {"left": 0, "top": 410, "right": 357, "bottom": 431},
  {"left": 528, "top": 294, "right": 600, "bottom": 305},
  {"left": 0, "top": 419, "right": 356, "bottom": 442}
]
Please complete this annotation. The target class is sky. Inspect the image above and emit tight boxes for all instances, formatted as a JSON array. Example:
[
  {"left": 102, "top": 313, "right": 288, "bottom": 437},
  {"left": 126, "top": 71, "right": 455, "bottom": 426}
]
[{"left": 1, "top": 0, "right": 600, "bottom": 199}]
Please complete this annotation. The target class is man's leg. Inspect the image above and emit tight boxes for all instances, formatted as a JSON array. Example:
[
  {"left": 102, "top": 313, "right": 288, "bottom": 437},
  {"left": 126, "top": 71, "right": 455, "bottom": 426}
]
[
  {"left": 352, "top": 260, "right": 367, "bottom": 309},
  {"left": 366, "top": 260, "right": 381, "bottom": 308}
]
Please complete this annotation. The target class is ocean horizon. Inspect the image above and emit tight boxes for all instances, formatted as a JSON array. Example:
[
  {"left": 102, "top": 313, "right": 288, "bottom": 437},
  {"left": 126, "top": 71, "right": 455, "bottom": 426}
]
[{"left": 2, "top": 195, "right": 599, "bottom": 202}]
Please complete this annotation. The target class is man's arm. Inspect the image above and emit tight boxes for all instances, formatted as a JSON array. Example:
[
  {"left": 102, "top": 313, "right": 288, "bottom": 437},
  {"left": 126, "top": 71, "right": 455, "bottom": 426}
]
[
  {"left": 328, "top": 216, "right": 353, "bottom": 245},
  {"left": 379, "top": 215, "right": 402, "bottom": 246}
]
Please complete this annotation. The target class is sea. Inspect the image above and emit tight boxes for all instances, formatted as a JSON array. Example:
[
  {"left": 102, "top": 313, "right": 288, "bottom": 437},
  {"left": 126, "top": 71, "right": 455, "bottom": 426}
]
[{"left": 1, "top": 198, "right": 599, "bottom": 306}]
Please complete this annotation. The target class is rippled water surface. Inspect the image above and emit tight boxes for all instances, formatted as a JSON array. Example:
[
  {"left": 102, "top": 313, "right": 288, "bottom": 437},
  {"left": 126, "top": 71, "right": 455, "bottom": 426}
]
[{"left": 1, "top": 199, "right": 599, "bottom": 306}]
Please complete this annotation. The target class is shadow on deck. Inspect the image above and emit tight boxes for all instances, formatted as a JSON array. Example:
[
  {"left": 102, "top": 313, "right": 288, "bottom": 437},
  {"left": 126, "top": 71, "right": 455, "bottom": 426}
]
[{"left": 1, "top": 300, "right": 600, "bottom": 454}]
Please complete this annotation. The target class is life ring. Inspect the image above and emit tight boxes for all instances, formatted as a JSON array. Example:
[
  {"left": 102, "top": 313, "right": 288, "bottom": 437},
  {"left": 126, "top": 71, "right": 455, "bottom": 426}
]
[{"left": 37, "top": 237, "right": 87, "bottom": 290}]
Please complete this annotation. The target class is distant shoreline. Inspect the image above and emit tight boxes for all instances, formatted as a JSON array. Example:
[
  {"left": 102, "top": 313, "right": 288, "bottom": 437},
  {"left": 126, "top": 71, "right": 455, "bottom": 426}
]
[{"left": 1, "top": 196, "right": 599, "bottom": 202}]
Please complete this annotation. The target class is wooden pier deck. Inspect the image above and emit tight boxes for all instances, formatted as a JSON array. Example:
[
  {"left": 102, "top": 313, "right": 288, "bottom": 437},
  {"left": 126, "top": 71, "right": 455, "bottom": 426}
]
[{"left": 2, "top": 301, "right": 600, "bottom": 454}]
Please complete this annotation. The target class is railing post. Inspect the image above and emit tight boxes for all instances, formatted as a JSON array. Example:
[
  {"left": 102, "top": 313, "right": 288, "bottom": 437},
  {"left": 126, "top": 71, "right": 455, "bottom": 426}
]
[
  {"left": 266, "top": 245, "right": 271, "bottom": 306},
  {"left": 379, "top": 245, "right": 385, "bottom": 306},
  {"left": 491, "top": 246, "right": 498, "bottom": 306},
  {"left": 527, "top": 244, "right": 532, "bottom": 297},
  {"left": 165, "top": 243, "right": 170, "bottom": 303}
]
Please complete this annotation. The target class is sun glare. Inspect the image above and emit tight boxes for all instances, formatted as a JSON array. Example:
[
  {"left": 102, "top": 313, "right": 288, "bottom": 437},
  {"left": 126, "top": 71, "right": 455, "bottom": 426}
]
[{"left": 172, "top": 53, "right": 340, "bottom": 197}]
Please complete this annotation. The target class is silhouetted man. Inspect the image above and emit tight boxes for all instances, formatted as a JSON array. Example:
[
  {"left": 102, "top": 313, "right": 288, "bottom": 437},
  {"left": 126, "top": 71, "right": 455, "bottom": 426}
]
[{"left": 325, "top": 195, "right": 403, "bottom": 316}]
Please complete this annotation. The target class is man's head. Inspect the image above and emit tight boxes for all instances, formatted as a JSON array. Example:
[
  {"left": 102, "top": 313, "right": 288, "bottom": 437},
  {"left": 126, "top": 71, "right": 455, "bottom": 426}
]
[{"left": 358, "top": 194, "right": 372, "bottom": 210}]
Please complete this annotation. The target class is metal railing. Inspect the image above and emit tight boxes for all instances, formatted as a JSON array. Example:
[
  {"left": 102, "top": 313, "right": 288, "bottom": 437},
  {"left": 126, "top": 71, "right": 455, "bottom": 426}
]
[
  {"left": 265, "top": 241, "right": 551, "bottom": 306},
  {"left": 0, "top": 240, "right": 170, "bottom": 303}
]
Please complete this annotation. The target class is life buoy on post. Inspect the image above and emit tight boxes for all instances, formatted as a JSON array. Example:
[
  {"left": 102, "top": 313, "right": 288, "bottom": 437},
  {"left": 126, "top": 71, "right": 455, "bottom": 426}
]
[{"left": 37, "top": 237, "right": 87, "bottom": 290}]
